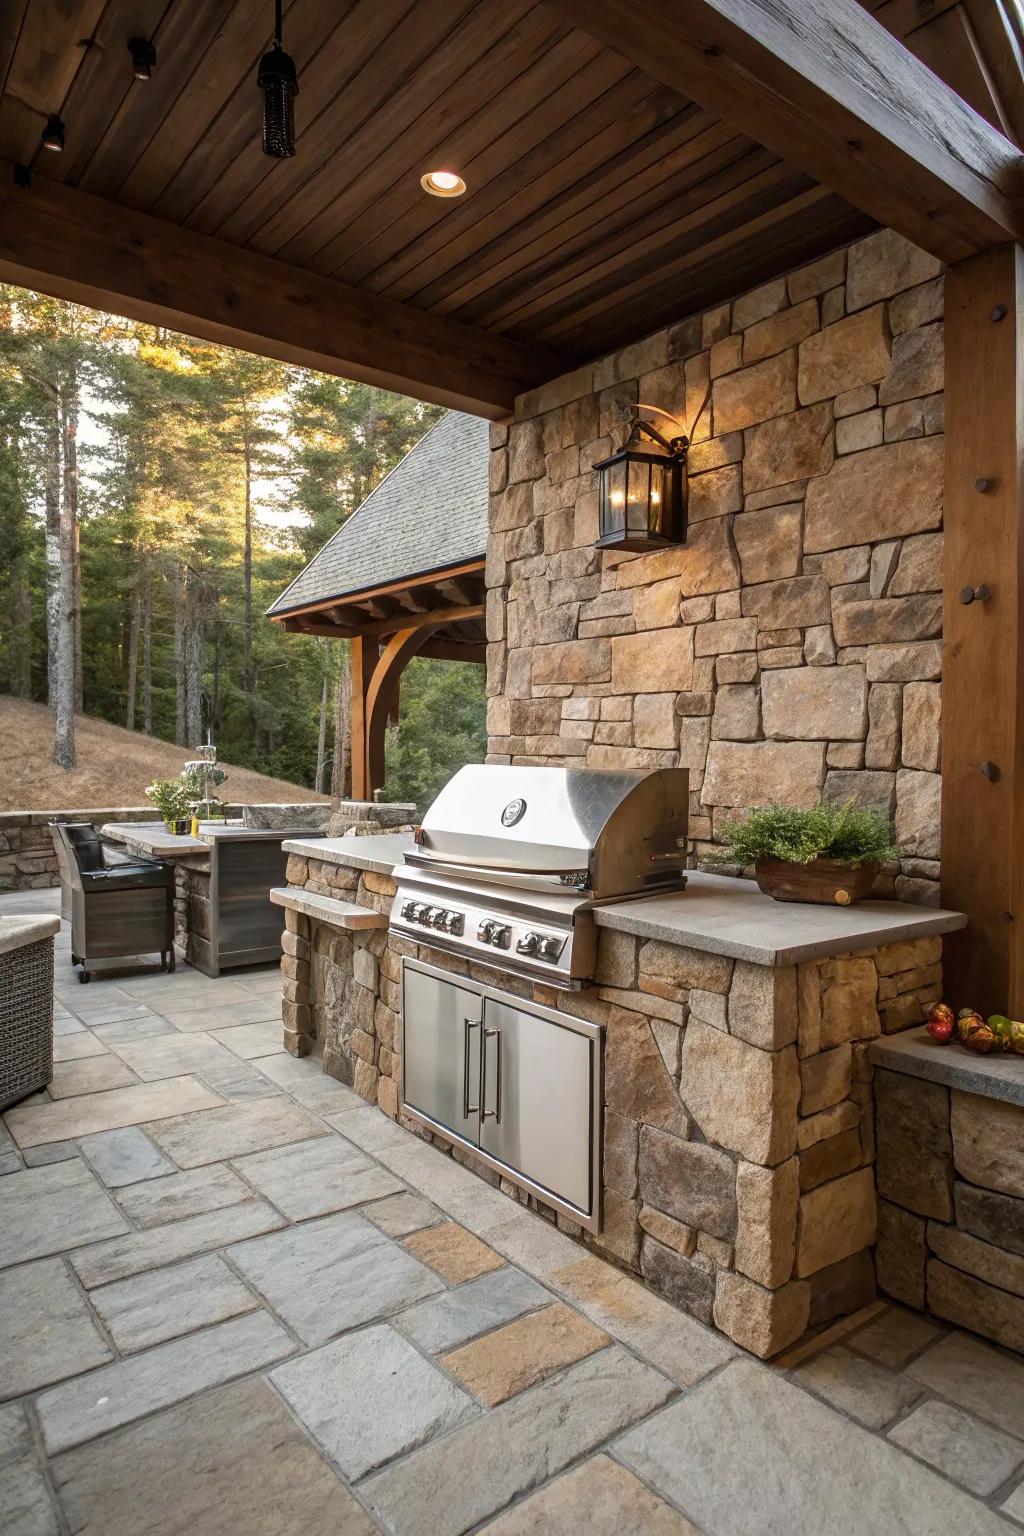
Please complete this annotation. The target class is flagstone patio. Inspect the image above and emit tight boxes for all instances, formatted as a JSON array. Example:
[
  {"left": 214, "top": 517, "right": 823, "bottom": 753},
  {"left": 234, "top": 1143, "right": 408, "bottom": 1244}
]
[{"left": 3, "top": 888, "right": 1024, "bottom": 1534}]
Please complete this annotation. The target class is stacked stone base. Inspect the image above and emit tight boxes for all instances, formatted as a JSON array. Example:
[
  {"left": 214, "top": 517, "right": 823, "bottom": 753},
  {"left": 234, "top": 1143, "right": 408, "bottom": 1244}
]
[
  {"left": 282, "top": 848, "right": 943, "bottom": 1358},
  {"left": 876, "top": 1070, "right": 1024, "bottom": 1353}
]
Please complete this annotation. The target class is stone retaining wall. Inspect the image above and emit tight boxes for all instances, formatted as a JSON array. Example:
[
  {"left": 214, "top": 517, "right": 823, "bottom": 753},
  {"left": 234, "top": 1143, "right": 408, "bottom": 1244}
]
[
  {"left": 283, "top": 849, "right": 943, "bottom": 1357},
  {"left": 875, "top": 1070, "right": 1024, "bottom": 1352},
  {"left": 0, "top": 808, "right": 157, "bottom": 891},
  {"left": 485, "top": 228, "right": 945, "bottom": 903}
]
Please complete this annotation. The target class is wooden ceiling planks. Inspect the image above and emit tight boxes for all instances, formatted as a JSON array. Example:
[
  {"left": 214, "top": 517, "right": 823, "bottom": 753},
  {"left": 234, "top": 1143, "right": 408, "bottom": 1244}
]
[
  {"left": 353, "top": 73, "right": 679, "bottom": 300},
  {"left": 250, "top": 1, "right": 542, "bottom": 266},
  {"left": 307, "top": 26, "right": 625, "bottom": 284},
  {"left": 3, "top": 0, "right": 1021, "bottom": 389},
  {"left": 0, "top": 0, "right": 107, "bottom": 168}
]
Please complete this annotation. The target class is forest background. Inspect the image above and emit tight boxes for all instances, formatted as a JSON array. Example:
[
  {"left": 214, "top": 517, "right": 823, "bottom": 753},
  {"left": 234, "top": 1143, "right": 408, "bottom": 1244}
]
[{"left": 0, "top": 285, "right": 487, "bottom": 810}]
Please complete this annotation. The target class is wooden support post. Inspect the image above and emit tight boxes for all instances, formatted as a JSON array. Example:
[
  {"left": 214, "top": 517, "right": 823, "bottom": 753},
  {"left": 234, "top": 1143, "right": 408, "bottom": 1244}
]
[
  {"left": 349, "top": 636, "right": 379, "bottom": 803},
  {"left": 349, "top": 626, "right": 441, "bottom": 801},
  {"left": 942, "top": 243, "right": 1024, "bottom": 1015}
]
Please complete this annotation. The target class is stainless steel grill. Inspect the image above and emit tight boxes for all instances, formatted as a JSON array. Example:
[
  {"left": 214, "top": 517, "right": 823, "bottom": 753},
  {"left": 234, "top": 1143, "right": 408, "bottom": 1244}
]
[{"left": 390, "top": 764, "right": 689, "bottom": 988}]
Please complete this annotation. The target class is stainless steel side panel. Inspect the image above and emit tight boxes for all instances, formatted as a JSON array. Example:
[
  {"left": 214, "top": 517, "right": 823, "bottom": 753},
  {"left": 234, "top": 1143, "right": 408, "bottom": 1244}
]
[
  {"left": 402, "top": 966, "right": 482, "bottom": 1146},
  {"left": 479, "top": 996, "right": 596, "bottom": 1217}
]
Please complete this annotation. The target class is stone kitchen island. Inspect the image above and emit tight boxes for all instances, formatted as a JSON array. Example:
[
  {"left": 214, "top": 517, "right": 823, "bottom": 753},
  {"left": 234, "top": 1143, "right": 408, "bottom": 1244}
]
[{"left": 275, "top": 831, "right": 965, "bottom": 1358}]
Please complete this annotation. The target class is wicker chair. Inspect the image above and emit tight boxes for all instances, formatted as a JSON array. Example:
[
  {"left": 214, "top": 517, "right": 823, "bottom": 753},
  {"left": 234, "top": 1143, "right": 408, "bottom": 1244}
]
[
  {"left": 50, "top": 822, "right": 175, "bottom": 984},
  {"left": 0, "top": 921, "right": 56, "bottom": 1109}
]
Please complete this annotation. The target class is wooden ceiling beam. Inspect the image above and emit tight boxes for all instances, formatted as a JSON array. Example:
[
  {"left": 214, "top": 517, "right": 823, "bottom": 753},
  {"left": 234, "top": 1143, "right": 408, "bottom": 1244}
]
[
  {"left": 0, "top": 161, "right": 563, "bottom": 416},
  {"left": 545, "top": 0, "right": 1024, "bottom": 263}
]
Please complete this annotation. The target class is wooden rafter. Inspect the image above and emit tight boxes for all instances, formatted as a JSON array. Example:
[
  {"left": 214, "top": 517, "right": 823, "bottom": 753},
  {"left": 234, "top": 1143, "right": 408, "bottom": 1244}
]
[
  {"left": 545, "top": 0, "right": 1024, "bottom": 263},
  {"left": 0, "top": 163, "right": 561, "bottom": 416}
]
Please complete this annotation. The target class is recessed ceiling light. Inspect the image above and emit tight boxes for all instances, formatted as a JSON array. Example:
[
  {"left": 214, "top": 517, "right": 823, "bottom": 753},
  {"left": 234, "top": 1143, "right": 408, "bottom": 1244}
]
[{"left": 421, "top": 169, "right": 466, "bottom": 198}]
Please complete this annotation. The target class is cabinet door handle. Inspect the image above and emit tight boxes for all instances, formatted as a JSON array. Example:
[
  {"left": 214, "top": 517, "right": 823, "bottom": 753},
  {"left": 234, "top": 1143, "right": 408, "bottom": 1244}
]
[
  {"left": 463, "top": 1018, "right": 480, "bottom": 1117},
  {"left": 482, "top": 1026, "right": 501, "bottom": 1123}
]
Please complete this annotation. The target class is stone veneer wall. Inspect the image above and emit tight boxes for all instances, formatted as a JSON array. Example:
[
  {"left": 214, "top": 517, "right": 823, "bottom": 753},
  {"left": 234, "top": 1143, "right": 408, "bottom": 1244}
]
[
  {"left": 875, "top": 1070, "right": 1024, "bottom": 1352},
  {"left": 0, "top": 807, "right": 157, "bottom": 891},
  {"left": 485, "top": 228, "right": 945, "bottom": 903},
  {"left": 283, "top": 849, "right": 944, "bottom": 1357}
]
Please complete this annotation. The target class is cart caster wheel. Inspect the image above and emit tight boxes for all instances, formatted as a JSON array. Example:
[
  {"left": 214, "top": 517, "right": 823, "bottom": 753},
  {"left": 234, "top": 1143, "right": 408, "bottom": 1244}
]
[{"left": 77, "top": 969, "right": 91, "bottom": 985}]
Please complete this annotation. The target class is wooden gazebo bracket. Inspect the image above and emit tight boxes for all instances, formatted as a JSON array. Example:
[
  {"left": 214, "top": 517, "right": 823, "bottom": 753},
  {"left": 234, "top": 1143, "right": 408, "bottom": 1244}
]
[{"left": 275, "top": 559, "right": 486, "bottom": 803}]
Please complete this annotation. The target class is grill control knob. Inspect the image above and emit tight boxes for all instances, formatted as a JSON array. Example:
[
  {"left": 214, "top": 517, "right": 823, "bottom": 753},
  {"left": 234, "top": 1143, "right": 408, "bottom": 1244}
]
[
  {"left": 427, "top": 907, "right": 447, "bottom": 928},
  {"left": 400, "top": 900, "right": 416, "bottom": 920},
  {"left": 490, "top": 924, "right": 510, "bottom": 948},
  {"left": 516, "top": 931, "right": 539, "bottom": 956},
  {"left": 538, "top": 935, "right": 563, "bottom": 962},
  {"left": 445, "top": 912, "right": 464, "bottom": 935}
]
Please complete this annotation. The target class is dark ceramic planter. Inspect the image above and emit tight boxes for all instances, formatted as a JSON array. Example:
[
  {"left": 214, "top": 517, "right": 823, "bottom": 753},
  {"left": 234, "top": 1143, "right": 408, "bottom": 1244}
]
[{"left": 754, "top": 857, "right": 879, "bottom": 906}]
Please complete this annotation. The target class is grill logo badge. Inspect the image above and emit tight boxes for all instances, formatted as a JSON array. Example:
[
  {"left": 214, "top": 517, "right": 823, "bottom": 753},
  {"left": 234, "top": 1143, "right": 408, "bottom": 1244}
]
[{"left": 501, "top": 798, "right": 527, "bottom": 827}]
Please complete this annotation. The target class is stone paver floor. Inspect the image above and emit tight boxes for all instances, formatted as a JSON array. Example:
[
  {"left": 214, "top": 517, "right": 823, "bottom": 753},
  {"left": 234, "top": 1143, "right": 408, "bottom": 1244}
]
[{"left": 4, "top": 890, "right": 1024, "bottom": 1533}]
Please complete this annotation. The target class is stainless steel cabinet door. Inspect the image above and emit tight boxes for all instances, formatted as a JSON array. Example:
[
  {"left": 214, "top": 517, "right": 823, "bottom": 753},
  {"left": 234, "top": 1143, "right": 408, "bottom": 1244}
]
[
  {"left": 402, "top": 966, "right": 482, "bottom": 1144},
  {"left": 479, "top": 997, "right": 596, "bottom": 1217}
]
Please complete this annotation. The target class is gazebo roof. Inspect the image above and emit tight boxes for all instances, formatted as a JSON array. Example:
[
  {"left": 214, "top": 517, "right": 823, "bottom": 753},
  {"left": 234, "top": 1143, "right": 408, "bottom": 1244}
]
[{"left": 269, "top": 411, "right": 489, "bottom": 618}]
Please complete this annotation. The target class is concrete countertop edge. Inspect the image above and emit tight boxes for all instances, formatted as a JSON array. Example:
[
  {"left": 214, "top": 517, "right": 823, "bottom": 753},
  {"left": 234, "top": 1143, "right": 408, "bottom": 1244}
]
[
  {"left": 870, "top": 1029, "right": 1024, "bottom": 1108},
  {"left": 281, "top": 836, "right": 967, "bottom": 967},
  {"left": 0, "top": 914, "right": 61, "bottom": 955}
]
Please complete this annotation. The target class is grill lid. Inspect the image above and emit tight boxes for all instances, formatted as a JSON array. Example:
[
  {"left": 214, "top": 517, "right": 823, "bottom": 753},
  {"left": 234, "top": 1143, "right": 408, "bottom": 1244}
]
[{"left": 411, "top": 764, "right": 688, "bottom": 895}]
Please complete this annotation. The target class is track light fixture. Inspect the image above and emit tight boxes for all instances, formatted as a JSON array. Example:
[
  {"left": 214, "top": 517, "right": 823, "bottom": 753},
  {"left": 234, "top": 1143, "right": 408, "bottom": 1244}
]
[
  {"left": 128, "top": 38, "right": 156, "bottom": 81},
  {"left": 41, "top": 115, "right": 65, "bottom": 153},
  {"left": 258, "top": 0, "right": 298, "bottom": 158}
]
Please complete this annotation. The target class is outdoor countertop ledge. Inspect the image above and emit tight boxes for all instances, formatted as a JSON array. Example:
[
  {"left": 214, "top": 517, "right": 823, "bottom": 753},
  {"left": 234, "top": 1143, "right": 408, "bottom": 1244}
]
[
  {"left": 870, "top": 1028, "right": 1024, "bottom": 1108},
  {"left": 0, "top": 914, "right": 60, "bottom": 956},
  {"left": 280, "top": 835, "right": 966, "bottom": 967},
  {"left": 282, "top": 832, "right": 415, "bottom": 876}
]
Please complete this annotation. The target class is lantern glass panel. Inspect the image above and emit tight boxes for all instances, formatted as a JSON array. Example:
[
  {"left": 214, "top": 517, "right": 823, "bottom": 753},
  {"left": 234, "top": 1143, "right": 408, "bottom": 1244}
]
[
  {"left": 605, "top": 458, "right": 627, "bottom": 538},
  {"left": 626, "top": 458, "right": 650, "bottom": 534},
  {"left": 649, "top": 462, "right": 667, "bottom": 537}
]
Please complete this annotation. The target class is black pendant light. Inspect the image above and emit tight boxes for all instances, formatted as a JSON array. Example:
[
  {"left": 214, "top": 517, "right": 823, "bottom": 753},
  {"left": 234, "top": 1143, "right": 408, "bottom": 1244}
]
[
  {"left": 128, "top": 38, "right": 157, "bottom": 81},
  {"left": 258, "top": 0, "right": 298, "bottom": 159}
]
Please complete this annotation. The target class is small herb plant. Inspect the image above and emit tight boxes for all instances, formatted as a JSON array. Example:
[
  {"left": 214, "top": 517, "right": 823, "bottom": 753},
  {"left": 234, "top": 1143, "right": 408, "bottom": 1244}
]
[
  {"left": 145, "top": 778, "right": 193, "bottom": 825},
  {"left": 717, "top": 802, "right": 900, "bottom": 868}
]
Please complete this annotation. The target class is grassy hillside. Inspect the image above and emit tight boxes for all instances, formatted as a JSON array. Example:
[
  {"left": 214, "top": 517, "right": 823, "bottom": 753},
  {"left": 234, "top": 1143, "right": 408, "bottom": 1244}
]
[{"left": 0, "top": 696, "right": 329, "bottom": 812}]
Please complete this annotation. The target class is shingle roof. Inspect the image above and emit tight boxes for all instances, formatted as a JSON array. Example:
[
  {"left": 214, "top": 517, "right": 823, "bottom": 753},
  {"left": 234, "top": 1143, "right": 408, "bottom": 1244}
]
[{"left": 268, "top": 411, "right": 489, "bottom": 617}]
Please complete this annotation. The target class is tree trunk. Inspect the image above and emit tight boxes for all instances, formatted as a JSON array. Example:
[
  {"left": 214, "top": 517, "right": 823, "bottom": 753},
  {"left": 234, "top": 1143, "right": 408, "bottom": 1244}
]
[
  {"left": 330, "top": 646, "right": 350, "bottom": 803},
  {"left": 143, "top": 567, "right": 153, "bottom": 735},
  {"left": 53, "top": 393, "right": 77, "bottom": 769},
  {"left": 125, "top": 581, "right": 141, "bottom": 730},
  {"left": 242, "top": 427, "right": 254, "bottom": 717},
  {"left": 184, "top": 570, "right": 204, "bottom": 747},
  {"left": 60, "top": 367, "right": 83, "bottom": 715},
  {"left": 43, "top": 405, "right": 59, "bottom": 708},
  {"left": 174, "top": 564, "right": 186, "bottom": 745},
  {"left": 8, "top": 548, "right": 32, "bottom": 698}
]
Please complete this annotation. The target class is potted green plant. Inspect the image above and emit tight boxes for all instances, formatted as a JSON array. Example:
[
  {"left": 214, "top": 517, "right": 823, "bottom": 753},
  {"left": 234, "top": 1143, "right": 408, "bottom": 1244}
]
[
  {"left": 145, "top": 778, "right": 193, "bottom": 835},
  {"left": 717, "top": 802, "right": 899, "bottom": 906}
]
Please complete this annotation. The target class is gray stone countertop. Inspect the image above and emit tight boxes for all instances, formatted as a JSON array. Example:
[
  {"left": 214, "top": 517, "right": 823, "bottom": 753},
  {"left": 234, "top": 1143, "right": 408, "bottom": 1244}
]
[
  {"left": 0, "top": 914, "right": 60, "bottom": 955},
  {"left": 100, "top": 822, "right": 211, "bottom": 859},
  {"left": 282, "top": 833, "right": 414, "bottom": 876},
  {"left": 278, "top": 840, "right": 965, "bottom": 967},
  {"left": 870, "top": 1028, "right": 1024, "bottom": 1107},
  {"left": 591, "top": 872, "right": 966, "bottom": 966}
]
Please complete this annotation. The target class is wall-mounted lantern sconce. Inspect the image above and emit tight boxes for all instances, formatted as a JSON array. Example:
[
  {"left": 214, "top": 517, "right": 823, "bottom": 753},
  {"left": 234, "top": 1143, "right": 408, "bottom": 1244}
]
[{"left": 594, "top": 405, "right": 688, "bottom": 552}]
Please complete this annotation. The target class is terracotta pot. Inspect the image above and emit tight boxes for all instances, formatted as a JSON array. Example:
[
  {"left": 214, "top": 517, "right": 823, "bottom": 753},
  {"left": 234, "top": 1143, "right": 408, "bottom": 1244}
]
[{"left": 754, "top": 857, "right": 879, "bottom": 906}]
